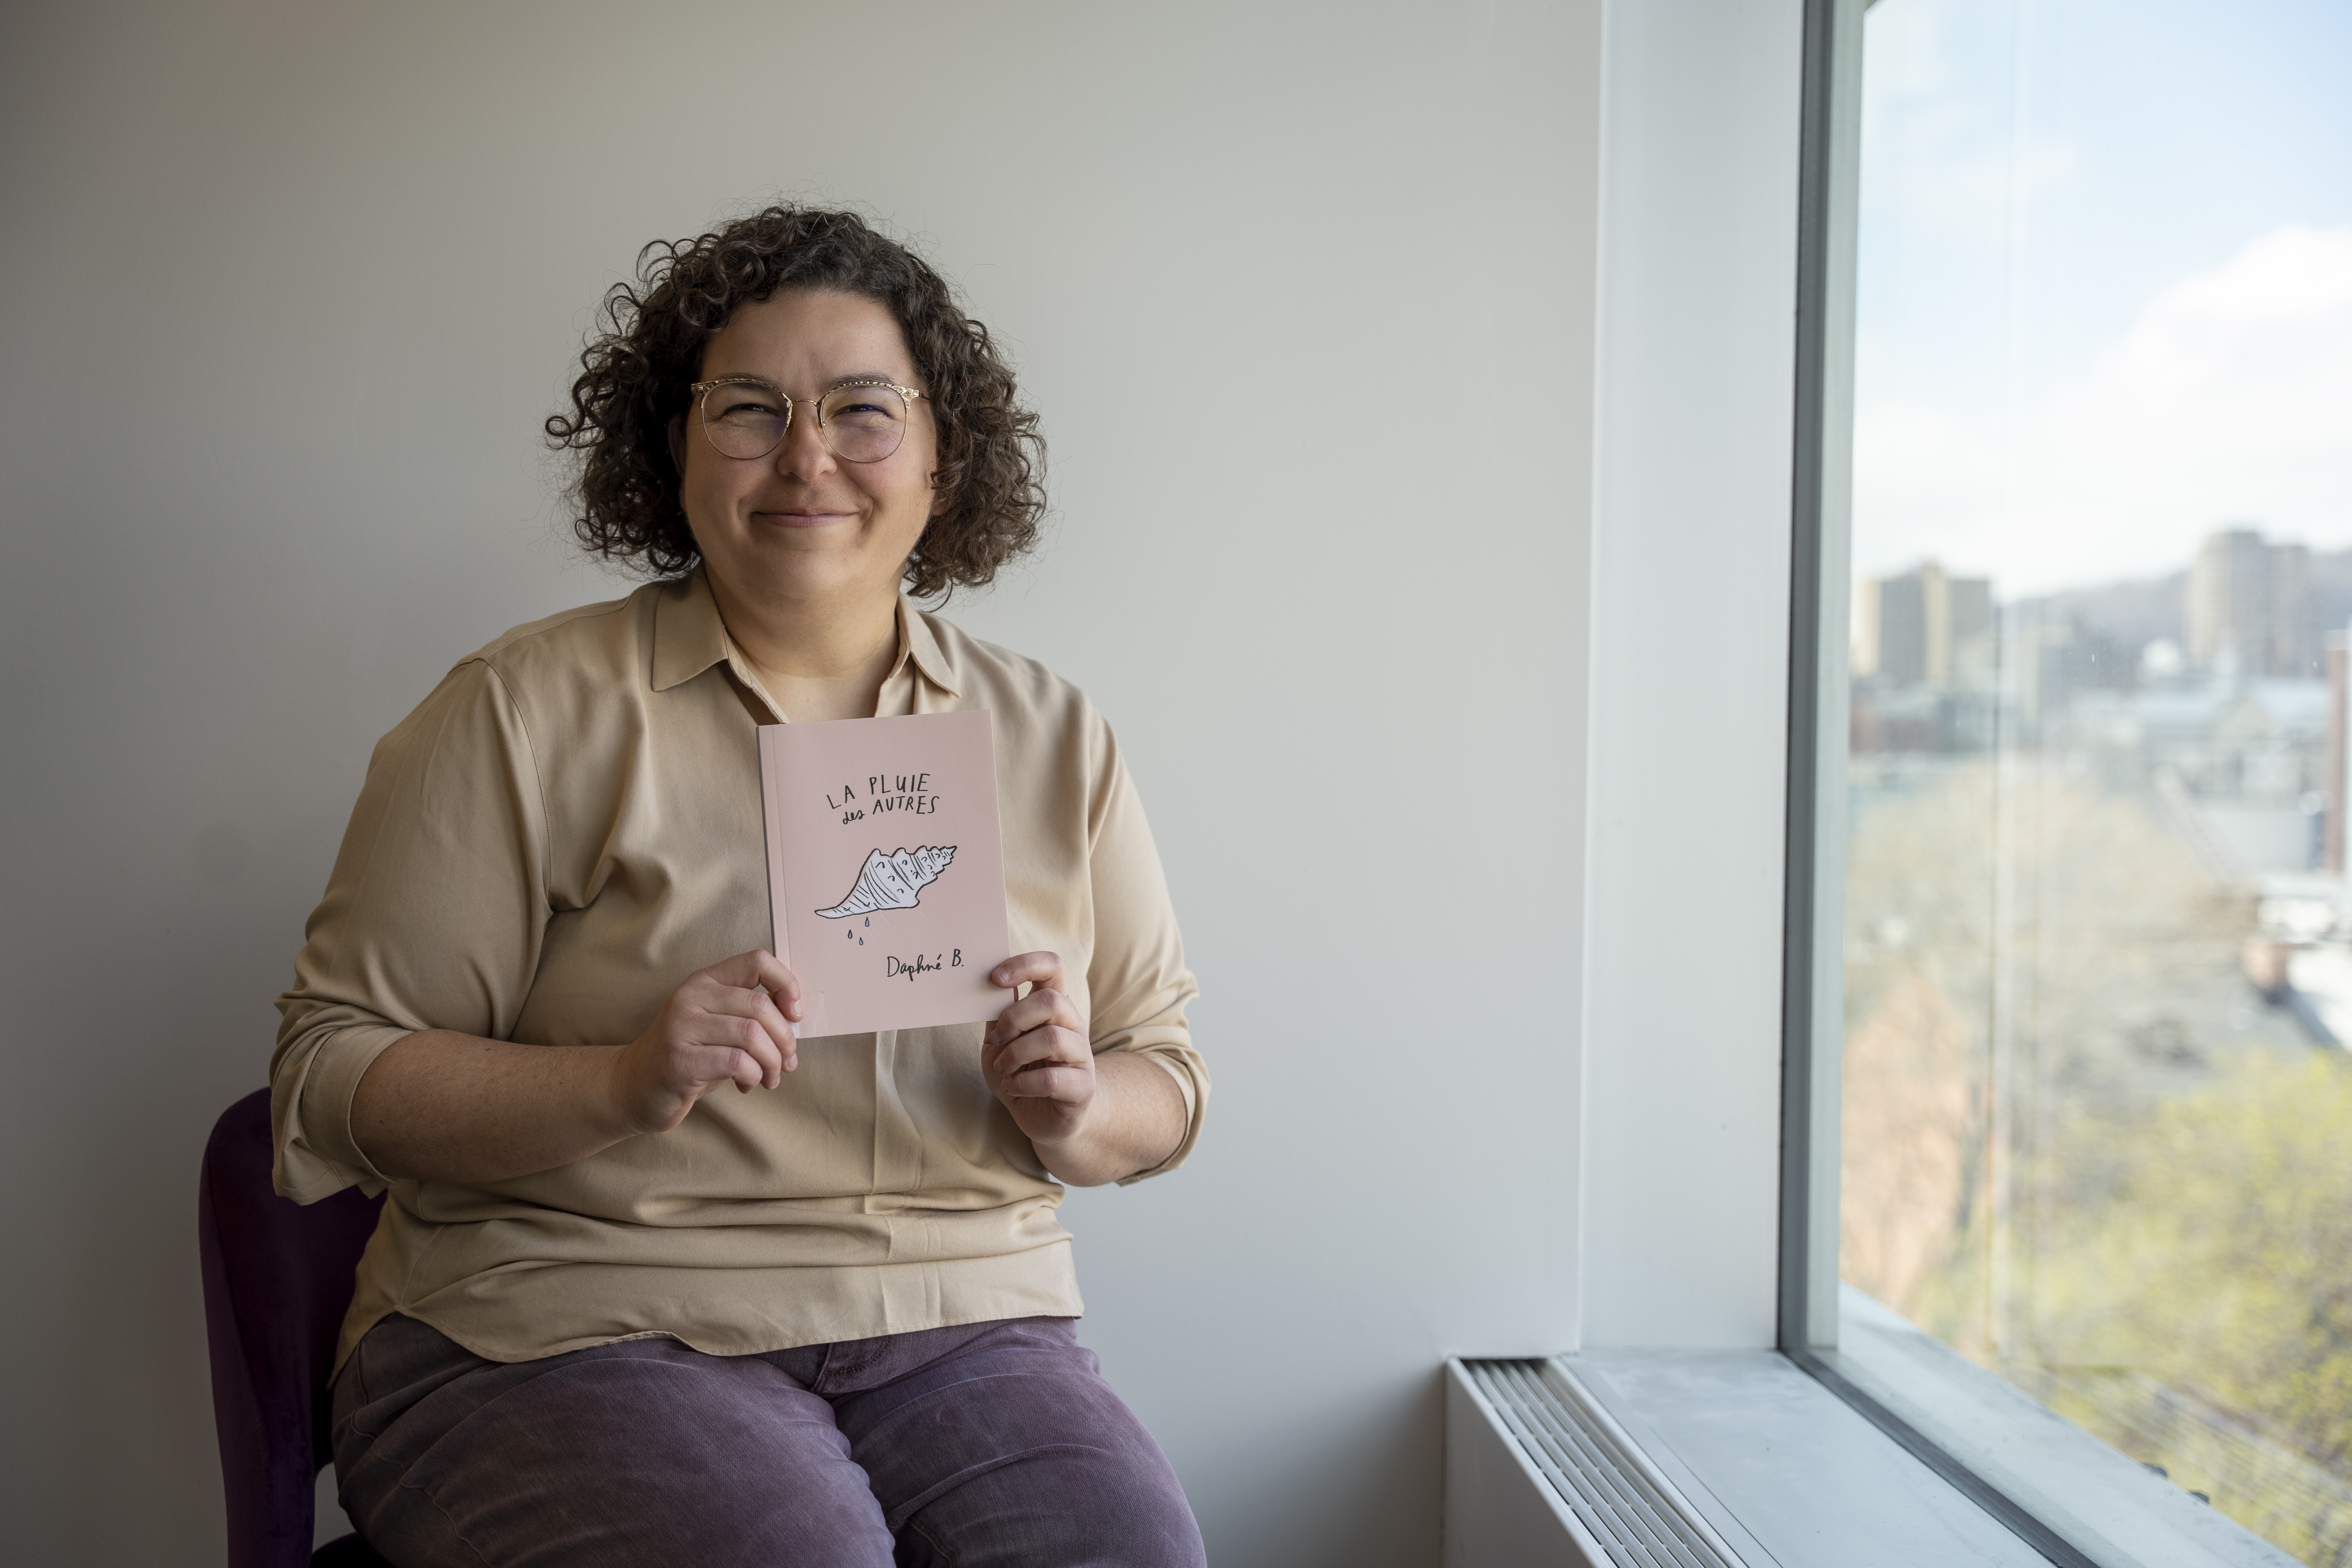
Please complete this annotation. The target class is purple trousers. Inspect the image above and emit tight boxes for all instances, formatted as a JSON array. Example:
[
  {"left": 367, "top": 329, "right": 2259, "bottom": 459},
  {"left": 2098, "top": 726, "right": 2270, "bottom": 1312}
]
[{"left": 330, "top": 1313, "right": 1205, "bottom": 1568}]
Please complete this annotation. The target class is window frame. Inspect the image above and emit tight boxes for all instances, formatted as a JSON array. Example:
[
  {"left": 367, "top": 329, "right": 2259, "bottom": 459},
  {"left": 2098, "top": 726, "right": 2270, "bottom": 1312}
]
[{"left": 1776, "top": 0, "right": 1862, "bottom": 1365}]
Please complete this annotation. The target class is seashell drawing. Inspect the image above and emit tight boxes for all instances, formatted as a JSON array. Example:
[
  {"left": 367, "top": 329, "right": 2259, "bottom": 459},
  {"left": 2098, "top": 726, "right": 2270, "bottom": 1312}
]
[{"left": 815, "top": 845, "right": 958, "bottom": 920}]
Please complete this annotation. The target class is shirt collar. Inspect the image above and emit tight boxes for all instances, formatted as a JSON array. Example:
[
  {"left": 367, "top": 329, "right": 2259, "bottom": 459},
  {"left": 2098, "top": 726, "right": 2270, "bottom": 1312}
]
[
  {"left": 892, "top": 593, "right": 962, "bottom": 698},
  {"left": 650, "top": 570, "right": 963, "bottom": 705}
]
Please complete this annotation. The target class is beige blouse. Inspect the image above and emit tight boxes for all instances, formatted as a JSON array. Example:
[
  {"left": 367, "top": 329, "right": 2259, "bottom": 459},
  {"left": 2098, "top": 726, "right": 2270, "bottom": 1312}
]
[{"left": 271, "top": 572, "right": 1205, "bottom": 1369}]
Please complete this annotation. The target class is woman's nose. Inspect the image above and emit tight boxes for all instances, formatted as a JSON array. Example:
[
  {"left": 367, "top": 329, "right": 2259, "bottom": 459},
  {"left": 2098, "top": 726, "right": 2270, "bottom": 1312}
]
[{"left": 774, "top": 404, "right": 836, "bottom": 480}]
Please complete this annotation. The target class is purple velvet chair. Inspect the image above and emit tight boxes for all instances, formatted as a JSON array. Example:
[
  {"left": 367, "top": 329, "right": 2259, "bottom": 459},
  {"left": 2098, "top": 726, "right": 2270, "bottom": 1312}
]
[{"left": 199, "top": 1088, "right": 393, "bottom": 1568}]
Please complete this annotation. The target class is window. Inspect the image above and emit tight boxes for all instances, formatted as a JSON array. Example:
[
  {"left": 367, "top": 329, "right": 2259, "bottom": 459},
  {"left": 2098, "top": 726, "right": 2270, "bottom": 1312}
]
[{"left": 1819, "top": 2, "right": 2352, "bottom": 1563}]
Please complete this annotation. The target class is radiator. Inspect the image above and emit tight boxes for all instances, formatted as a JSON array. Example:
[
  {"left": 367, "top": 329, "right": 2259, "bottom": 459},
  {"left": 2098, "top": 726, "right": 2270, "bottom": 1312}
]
[{"left": 1444, "top": 1359, "right": 1750, "bottom": 1568}]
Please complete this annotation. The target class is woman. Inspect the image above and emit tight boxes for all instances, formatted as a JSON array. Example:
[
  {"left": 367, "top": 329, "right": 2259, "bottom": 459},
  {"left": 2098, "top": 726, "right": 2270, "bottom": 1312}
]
[{"left": 271, "top": 206, "right": 1208, "bottom": 1567}]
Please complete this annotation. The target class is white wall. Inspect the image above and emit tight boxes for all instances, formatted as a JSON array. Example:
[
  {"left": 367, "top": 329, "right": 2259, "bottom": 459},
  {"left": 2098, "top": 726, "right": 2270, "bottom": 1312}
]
[
  {"left": 0, "top": 3, "right": 1619, "bottom": 1563},
  {"left": 1578, "top": 0, "right": 1808, "bottom": 1349}
]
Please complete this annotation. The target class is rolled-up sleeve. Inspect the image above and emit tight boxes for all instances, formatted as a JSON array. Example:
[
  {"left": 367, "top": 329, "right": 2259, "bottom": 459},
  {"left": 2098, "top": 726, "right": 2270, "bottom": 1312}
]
[
  {"left": 270, "top": 658, "right": 550, "bottom": 1203},
  {"left": 1080, "top": 718, "right": 1207, "bottom": 1184}
]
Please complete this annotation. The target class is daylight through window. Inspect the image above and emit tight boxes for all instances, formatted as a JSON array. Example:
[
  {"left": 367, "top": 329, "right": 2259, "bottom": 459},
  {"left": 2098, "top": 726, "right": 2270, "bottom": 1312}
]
[{"left": 1836, "top": 3, "right": 2352, "bottom": 1562}]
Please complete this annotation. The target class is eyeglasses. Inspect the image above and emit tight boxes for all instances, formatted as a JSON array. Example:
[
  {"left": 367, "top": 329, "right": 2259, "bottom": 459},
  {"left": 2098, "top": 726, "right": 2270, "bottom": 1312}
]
[{"left": 687, "top": 376, "right": 926, "bottom": 464}]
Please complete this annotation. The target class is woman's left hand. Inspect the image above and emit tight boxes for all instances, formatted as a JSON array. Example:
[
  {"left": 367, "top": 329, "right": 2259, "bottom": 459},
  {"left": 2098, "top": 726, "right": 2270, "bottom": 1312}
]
[{"left": 983, "top": 951, "right": 1096, "bottom": 1149}]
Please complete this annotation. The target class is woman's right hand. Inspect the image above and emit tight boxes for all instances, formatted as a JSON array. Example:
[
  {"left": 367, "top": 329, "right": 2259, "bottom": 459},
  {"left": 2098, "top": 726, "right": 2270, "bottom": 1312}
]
[{"left": 609, "top": 950, "right": 803, "bottom": 1134}]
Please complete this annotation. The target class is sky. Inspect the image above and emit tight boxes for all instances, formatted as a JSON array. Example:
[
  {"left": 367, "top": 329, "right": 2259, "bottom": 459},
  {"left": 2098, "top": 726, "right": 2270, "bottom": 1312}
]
[{"left": 1851, "top": 0, "right": 2352, "bottom": 598}]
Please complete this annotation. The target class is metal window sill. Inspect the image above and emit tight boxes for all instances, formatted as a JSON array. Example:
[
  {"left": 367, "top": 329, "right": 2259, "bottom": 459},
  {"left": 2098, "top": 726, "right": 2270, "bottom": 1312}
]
[
  {"left": 1449, "top": 1339, "right": 2301, "bottom": 1568},
  {"left": 1805, "top": 1290, "right": 2303, "bottom": 1568}
]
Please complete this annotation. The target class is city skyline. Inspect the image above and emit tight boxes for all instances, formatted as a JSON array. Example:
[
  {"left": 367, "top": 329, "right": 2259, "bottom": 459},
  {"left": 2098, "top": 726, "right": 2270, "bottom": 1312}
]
[{"left": 1857, "top": 523, "right": 2347, "bottom": 684}]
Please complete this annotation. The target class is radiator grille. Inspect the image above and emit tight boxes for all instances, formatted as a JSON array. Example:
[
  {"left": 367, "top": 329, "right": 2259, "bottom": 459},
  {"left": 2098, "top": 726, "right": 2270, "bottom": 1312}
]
[{"left": 1462, "top": 1359, "right": 1748, "bottom": 1568}]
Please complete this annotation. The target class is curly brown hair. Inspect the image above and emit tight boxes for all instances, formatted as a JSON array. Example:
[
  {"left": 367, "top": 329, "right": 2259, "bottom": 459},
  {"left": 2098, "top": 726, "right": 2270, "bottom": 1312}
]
[{"left": 545, "top": 206, "right": 1045, "bottom": 597}]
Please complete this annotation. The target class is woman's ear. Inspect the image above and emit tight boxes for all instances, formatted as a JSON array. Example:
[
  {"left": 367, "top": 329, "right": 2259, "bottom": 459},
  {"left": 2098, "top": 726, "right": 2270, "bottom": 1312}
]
[{"left": 667, "top": 413, "right": 687, "bottom": 477}]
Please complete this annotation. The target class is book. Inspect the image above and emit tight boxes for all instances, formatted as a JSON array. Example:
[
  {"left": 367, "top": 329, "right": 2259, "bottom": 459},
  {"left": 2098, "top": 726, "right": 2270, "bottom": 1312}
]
[{"left": 755, "top": 709, "right": 1013, "bottom": 1036}]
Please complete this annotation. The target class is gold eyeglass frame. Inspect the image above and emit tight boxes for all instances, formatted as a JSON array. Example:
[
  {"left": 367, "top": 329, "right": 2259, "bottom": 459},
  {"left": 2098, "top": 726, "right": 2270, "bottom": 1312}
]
[{"left": 687, "top": 375, "right": 927, "bottom": 464}]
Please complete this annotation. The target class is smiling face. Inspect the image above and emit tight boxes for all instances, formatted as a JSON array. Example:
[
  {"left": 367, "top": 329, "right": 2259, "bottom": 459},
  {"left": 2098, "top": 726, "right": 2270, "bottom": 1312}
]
[{"left": 676, "top": 289, "right": 941, "bottom": 623}]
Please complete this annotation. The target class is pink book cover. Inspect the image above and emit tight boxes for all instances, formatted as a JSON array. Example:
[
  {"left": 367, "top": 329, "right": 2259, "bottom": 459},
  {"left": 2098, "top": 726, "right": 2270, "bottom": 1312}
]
[{"left": 756, "top": 709, "right": 1012, "bottom": 1037}]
